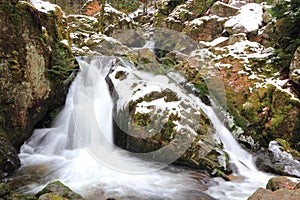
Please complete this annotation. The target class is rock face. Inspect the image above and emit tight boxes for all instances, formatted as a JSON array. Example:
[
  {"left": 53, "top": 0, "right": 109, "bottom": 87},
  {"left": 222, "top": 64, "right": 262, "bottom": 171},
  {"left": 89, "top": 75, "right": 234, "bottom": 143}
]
[
  {"left": 248, "top": 176, "right": 300, "bottom": 200},
  {"left": 0, "top": 0, "right": 74, "bottom": 175}
]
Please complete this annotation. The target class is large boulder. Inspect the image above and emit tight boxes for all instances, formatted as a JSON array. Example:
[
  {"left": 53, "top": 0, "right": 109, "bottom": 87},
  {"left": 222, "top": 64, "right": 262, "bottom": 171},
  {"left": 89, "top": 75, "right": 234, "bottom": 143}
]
[
  {"left": 0, "top": 0, "right": 74, "bottom": 175},
  {"left": 256, "top": 140, "right": 300, "bottom": 177},
  {"left": 184, "top": 15, "right": 227, "bottom": 42},
  {"left": 110, "top": 57, "right": 232, "bottom": 178}
]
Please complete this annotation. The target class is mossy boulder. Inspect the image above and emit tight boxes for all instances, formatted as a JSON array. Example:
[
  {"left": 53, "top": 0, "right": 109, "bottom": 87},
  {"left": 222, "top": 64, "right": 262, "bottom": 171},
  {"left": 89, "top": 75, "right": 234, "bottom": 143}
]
[
  {"left": 0, "top": 1, "right": 74, "bottom": 175},
  {"left": 109, "top": 60, "right": 231, "bottom": 177},
  {"left": 36, "top": 181, "right": 84, "bottom": 200}
]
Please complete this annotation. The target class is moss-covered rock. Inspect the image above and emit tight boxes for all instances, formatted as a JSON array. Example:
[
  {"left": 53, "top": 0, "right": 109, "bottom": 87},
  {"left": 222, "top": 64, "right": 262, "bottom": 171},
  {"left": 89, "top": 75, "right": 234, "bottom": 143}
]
[
  {"left": 36, "top": 181, "right": 84, "bottom": 200},
  {"left": 0, "top": 0, "right": 74, "bottom": 175},
  {"left": 109, "top": 59, "right": 231, "bottom": 177}
]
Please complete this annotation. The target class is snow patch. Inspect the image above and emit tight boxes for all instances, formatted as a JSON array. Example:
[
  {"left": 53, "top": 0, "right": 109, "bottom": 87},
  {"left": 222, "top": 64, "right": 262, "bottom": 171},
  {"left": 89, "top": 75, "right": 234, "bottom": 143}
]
[
  {"left": 225, "top": 3, "right": 263, "bottom": 33},
  {"left": 30, "top": 0, "right": 58, "bottom": 14}
]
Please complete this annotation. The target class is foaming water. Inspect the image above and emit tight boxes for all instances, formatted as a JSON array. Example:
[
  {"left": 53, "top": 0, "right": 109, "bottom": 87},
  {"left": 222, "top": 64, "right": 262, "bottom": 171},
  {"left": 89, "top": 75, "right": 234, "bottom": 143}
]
[
  {"left": 195, "top": 100, "right": 273, "bottom": 199},
  {"left": 18, "top": 56, "right": 206, "bottom": 200}
]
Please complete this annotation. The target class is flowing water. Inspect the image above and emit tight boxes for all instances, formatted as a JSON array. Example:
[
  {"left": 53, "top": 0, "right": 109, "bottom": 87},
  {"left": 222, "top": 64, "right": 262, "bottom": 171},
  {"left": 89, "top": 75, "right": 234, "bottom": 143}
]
[{"left": 14, "top": 56, "right": 272, "bottom": 199}]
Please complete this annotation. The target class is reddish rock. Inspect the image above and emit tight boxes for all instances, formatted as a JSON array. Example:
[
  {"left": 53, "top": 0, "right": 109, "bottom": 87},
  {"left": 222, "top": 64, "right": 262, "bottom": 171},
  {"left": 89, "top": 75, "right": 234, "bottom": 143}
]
[{"left": 266, "top": 176, "right": 300, "bottom": 191}]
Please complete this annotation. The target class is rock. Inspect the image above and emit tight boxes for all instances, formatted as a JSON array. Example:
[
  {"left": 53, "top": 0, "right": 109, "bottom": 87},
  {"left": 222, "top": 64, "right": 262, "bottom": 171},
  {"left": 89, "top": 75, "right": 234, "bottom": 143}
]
[
  {"left": 110, "top": 58, "right": 231, "bottom": 177},
  {"left": 97, "top": 4, "right": 136, "bottom": 36},
  {"left": 0, "top": 0, "right": 74, "bottom": 175},
  {"left": 0, "top": 131, "right": 20, "bottom": 177},
  {"left": 185, "top": 15, "right": 227, "bottom": 42},
  {"left": 266, "top": 176, "right": 300, "bottom": 191},
  {"left": 36, "top": 181, "right": 84, "bottom": 200},
  {"left": 224, "top": 3, "right": 263, "bottom": 35},
  {"left": 165, "top": 5, "right": 194, "bottom": 31},
  {"left": 290, "top": 46, "right": 300, "bottom": 86},
  {"left": 38, "top": 193, "right": 65, "bottom": 200},
  {"left": 67, "top": 14, "right": 131, "bottom": 56},
  {"left": 248, "top": 188, "right": 300, "bottom": 200},
  {"left": 256, "top": 140, "right": 300, "bottom": 177},
  {"left": 210, "top": 1, "right": 239, "bottom": 18},
  {"left": 163, "top": 0, "right": 206, "bottom": 32}
]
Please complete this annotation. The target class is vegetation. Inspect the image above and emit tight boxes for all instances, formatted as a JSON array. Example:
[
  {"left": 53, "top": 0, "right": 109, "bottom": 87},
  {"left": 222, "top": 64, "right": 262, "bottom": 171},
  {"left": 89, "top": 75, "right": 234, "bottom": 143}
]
[{"left": 268, "top": 0, "right": 300, "bottom": 74}]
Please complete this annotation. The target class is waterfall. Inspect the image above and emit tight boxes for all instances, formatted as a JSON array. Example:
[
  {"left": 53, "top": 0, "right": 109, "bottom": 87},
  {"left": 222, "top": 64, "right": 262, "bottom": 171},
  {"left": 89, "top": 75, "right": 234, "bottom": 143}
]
[
  {"left": 16, "top": 55, "right": 272, "bottom": 200},
  {"left": 18, "top": 56, "right": 209, "bottom": 200},
  {"left": 196, "top": 100, "right": 273, "bottom": 199}
]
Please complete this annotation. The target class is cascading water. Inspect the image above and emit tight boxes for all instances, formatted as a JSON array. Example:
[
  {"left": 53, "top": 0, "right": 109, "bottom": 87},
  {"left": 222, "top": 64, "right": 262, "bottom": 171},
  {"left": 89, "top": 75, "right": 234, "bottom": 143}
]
[
  {"left": 197, "top": 100, "right": 273, "bottom": 199},
  {"left": 17, "top": 56, "right": 210, "bottom": 200},
  {"left": 15, "top": 55, "right": 272, "bottom": 200}
]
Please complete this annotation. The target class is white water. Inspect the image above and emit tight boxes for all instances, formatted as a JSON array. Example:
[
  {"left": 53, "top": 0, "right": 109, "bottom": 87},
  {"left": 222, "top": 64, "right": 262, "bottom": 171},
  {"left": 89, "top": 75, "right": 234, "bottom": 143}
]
[
  {"left": 18, "top": 56, "right": 207, "bottom": 200},
  {"left": 17, "top": 56, "right": 272, "bottom": 200},
  {"left": 197, "top": 101, "right": 273, "bottom": 199}
]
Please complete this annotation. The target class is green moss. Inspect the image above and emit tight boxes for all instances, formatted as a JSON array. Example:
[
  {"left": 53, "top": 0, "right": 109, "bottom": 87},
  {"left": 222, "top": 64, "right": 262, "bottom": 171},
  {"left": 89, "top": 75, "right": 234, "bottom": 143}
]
[{"left": 0, "top": 184, "right": 11, "bottom": 197}]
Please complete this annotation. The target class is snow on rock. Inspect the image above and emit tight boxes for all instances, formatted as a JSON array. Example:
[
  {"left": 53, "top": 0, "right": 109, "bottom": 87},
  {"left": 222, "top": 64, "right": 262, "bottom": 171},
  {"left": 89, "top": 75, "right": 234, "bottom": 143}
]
[
  {"left": 30, "top": 0, "right": 59, "bottom": 14},
  {"left": 224, "top": 3, "right": 263, "bottom": 34},
  {"left": 269, "top": 141, "right": 300, "bottom": 178},
  {"left": 185, "top": 15, "right": 227, "bottom": 42}
]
